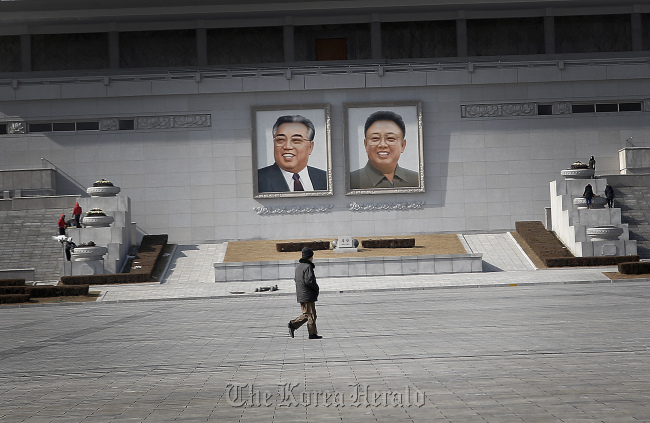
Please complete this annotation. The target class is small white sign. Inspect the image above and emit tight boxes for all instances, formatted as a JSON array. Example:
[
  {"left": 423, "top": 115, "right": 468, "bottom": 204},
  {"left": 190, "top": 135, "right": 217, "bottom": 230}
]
[{"left": 337, "top": 236, "right": 354, "bottom": 248}]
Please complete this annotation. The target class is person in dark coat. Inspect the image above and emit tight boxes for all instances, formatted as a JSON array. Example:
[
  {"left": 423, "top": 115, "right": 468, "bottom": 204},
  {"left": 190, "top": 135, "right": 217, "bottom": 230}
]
[
  {"left": 605, "top": 184, "right": 615, "bottom": 208},
  {"left": 64, "top": 239, "right": 76, "bottom": 261},
  {"left": 288, "top": 247, "right": 322, "bottom": 339},
  {"left": 583, "top": 183, "right": 594, "bottom": 209},
  {"left": 588, "top": 155, "right": 596, "bottom": 178}
]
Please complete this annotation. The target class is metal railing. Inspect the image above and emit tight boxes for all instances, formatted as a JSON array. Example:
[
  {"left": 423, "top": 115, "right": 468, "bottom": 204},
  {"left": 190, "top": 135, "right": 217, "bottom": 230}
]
[
  {"left": 1, "top": 53, "right": 649, "bottom": 88},
  {"left": 40, "top": 157, "right": 88, "bottom": 194}
]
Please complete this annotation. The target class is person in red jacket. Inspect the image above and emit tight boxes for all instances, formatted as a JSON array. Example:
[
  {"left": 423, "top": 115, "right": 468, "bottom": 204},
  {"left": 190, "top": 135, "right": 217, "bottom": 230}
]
[
  {"left": 58, "top": 214, "right": 67, "bottom": 235},
  {"left": 72, "top": 202, "right": 82, "bottom": 228}
]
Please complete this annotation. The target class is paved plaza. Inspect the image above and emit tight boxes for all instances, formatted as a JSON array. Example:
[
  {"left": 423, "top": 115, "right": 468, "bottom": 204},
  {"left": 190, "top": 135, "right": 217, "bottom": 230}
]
[
  {"left": 2, "top": 234, "right": 650, "bottom": 422},
  {"left": 2, "top": 281, "right": 650, "bottom": 422},
  {"left": 92, "top": 233, "right": 592, "bottom": 303}
]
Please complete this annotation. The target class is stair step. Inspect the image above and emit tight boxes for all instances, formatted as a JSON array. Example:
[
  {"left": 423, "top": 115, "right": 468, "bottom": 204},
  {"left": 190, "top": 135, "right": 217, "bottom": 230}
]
[
  {"left": 0, "top": 208, "right": 69, "bottom": 282},
  {"left": 617, "top": 183, "right": 650, "bottom": 259}
]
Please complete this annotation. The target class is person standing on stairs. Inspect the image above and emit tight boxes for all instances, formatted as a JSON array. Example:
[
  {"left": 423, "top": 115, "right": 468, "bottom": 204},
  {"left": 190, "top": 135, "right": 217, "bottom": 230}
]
[
  {"left": 72, "top": 202, "right": 82, "bottom": 228},
  {"left": 583, "top": 184, "right": 594, "bottom": 209},
  {"left": 57, "top": 214, "right": 67, "bottom": 235},
  {"left": 605, "top": 184, "right": 615, "bottom": 208},
  {"left": 588, "top": 155, "right": 596, "bottom": 178}
]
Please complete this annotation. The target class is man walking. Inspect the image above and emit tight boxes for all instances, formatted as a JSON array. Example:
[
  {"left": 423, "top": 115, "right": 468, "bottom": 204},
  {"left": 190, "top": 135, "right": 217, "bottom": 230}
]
[{"left": 288, "top": 247, "right": 322, "bottom": 339}]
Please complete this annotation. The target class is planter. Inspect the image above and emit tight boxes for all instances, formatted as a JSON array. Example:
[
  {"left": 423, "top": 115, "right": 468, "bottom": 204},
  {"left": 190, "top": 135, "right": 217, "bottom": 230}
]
[
  {"left": 87, "top": 185, "right": 120, "bottom": 197},
  {"left": 586, "top": 225, "right": 624, "bottom": 241},
  {"left": 82, "top": 215, "right": 114, "bottom": 227},
  {"left": 573, "top": 197, "right": 607, "bottom": 209},
  {"left": 71, "top": 246, "right": 108, "bottom": 261},
  {"left": 560, "top": 168, "right": 595, "bottom": 179}
]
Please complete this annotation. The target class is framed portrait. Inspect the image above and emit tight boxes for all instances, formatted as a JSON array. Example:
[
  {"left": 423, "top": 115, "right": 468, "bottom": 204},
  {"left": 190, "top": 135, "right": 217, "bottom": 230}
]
[
  {"left": 252, "top": 104, "right": 332, "bottom": 198},
  {"left": 344, "top": 101, "right": 424, "bottom": 195}
]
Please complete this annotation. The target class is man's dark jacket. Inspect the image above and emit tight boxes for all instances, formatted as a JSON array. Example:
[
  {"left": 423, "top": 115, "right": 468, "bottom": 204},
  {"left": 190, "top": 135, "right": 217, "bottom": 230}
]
[
  {"left": 294, "top": 258, "right": 319, "bottom": 303},
  {"left": 258, "top": 162, "right": 327, "bottom": 193}
]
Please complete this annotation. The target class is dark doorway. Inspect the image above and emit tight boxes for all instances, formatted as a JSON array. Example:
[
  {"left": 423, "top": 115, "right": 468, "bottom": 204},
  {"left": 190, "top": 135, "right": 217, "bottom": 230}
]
[{"left": 315, "top": 38, "right": 348, "bottom": 60}]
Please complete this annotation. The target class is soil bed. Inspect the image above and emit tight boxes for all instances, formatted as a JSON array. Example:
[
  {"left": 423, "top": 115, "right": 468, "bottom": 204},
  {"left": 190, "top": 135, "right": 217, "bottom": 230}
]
[
  {"left": 224, "top": 234, "right": 466, "bottom": 263},
  {"left": 603, "top": 272, "right": 650, "bottom": 280},
  {"left": 0, "top": 291, "right": 101, "bottom": 306}
]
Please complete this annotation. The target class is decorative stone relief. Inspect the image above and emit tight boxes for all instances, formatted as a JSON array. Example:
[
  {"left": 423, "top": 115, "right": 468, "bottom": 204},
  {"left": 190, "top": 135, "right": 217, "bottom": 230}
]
[
  {"left": 174, "top": 114, "right": 211, "bottom": 128},
  {"left": 348, "top": 201, "right": 425, "bottom": 212},
  {"left": 461, "top": 103, "right": 536, "bottom": 118},
  {"left": 254, "top": 204, "right": 333, "bottom": 215},
  {"left": 136, "top": 116, "right": 172, "bottom": 129},
  {"left": 501, "top": 103, "right": 536, "bottom": 116},
  {"left": 136, "top": 114, "right": 211, "bottom": 130},
  {"left": 8, "top": 122, "right": 26, "bottom": 134},
  {"left": 100, "top": 118, "right": 118, "bottom": 131},
  {"left": 552, "top": 102, "right": 572, "bottom": 115}
]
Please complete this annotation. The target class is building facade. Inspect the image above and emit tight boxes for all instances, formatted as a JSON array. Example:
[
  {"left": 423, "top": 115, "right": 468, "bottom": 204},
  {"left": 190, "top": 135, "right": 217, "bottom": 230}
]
[{"left": 1, "top": 0, "right": 649, "bottom": 243}]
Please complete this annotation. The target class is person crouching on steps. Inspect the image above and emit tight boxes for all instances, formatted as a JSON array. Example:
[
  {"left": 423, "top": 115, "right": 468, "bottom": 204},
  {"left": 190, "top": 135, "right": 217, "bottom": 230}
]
[{"left": 288, "top": 247, "right": 322, "bottom": 340}]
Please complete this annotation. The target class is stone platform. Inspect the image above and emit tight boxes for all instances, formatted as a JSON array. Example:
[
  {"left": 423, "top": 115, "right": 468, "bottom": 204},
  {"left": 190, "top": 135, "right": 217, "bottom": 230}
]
[{"left": 214, "top": 253, "right": 483, "bottom": 282}]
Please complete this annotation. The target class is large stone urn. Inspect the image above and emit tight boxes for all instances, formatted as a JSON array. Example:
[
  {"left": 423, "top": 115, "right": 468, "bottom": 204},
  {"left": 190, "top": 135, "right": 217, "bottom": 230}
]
[
  {"left": 586, "top": 225, "right": 624, "bottom": 241},
  {"left": 87, "top": 179, "right": 120, "bottom": 197},
  {"left": 82, "top": 215, "right": 114, "bottom": 227},
  {"left": 560, "top": 168, "right": 595, "bottom": 179},
  {"left": 71, "top": 246, "right": 108, "bottom": 261},
  {"left": 573, "top": 197, "right": 607, "bottom": 209},
  {"left": 82, "top": 208, "right": 114, "bottom": 227}
]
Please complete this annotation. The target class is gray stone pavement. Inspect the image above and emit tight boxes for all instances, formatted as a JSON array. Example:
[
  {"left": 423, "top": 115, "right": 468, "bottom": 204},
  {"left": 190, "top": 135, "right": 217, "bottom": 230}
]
[
  {"left": 462, "top": 233, "right": 535, "bottom": 272},
  {"left": 91, "top": 233, "right": 609, "bottom": 303},
  {"left": 2, "top": 283, "right": 650, "bottom": 422}
]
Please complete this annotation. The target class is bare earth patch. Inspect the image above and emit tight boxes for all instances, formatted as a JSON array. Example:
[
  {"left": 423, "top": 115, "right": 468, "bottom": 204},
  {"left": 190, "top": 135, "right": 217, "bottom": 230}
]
[
  {"left": 603, "top": 272, "right": 650, "bottom": 280},
  {"left": 32, "top": 291, "right": 101, "bottom": 304},
  {"left": 224, "top": 234, "right": 466, "bottom": 263},
  {"left": 0, "top": 291, "right": 101, "bottom": 306}
]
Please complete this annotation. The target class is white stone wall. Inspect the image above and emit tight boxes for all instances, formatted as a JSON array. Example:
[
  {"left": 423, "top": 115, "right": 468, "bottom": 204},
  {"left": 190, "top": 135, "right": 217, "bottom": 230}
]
[{"left": 1, "top": 63, "right": 649, "bottom": 243}]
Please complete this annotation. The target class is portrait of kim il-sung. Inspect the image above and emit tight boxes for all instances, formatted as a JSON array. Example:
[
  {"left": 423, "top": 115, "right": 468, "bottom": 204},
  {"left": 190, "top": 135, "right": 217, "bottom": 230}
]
[
  {"left": 253, "top": 105, "right": 332, "bottom": 198},
  {"left": 345, "top": 102, "right": 424, "bottom": 194}
]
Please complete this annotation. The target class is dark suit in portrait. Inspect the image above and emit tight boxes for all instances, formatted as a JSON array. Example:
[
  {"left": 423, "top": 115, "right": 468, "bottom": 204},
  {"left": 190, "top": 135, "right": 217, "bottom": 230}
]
[{"left": 258, "top": 162, "right": 328, "bottom": 193}]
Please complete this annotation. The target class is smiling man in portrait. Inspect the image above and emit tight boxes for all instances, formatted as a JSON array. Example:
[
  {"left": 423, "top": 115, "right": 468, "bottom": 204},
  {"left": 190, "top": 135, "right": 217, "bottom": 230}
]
[
  {"left": 349, "top": 110, "right": 419, "bottom": 190},
  {"left": 257, "top": 115, "right": 327, "bottom": 193}
]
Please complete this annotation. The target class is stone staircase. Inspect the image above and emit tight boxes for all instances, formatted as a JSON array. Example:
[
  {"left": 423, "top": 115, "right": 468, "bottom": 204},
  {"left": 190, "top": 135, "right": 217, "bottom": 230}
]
[
  {"left": 616, "top": 186, "right": 650, "bottom": 259},
  {"left": 0, "top": 208, "right": 69, "bottom": 282}
]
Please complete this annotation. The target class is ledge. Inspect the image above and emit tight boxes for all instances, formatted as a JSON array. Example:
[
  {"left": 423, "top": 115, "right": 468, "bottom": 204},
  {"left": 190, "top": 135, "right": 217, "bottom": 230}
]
[
  {"left": 214, "top": 253, "right": 483, "bottom": 282},
  {"left": 0, "top": 268, "right": 35, "bottom": 282}
]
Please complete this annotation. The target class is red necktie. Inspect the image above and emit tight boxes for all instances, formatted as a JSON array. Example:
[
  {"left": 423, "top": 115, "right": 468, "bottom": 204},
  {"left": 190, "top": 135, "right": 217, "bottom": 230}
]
[{"left": 293, "top": 173, "right": 304, "bottom": 191}]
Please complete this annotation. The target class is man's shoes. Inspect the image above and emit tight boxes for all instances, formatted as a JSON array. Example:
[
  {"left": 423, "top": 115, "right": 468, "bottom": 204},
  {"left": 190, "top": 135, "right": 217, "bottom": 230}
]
[
  {"left": 309, "top": 334, "right": 322, "bottom": 339},
  {"left": 288, "top": 322, "right": 295, "bottom": 338}
]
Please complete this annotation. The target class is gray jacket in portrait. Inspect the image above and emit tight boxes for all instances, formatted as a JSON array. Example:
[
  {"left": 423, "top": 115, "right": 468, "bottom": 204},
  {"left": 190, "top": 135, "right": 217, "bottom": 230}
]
[{"left": 349, "top": 162, "right": 419, "bottom": 189}]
